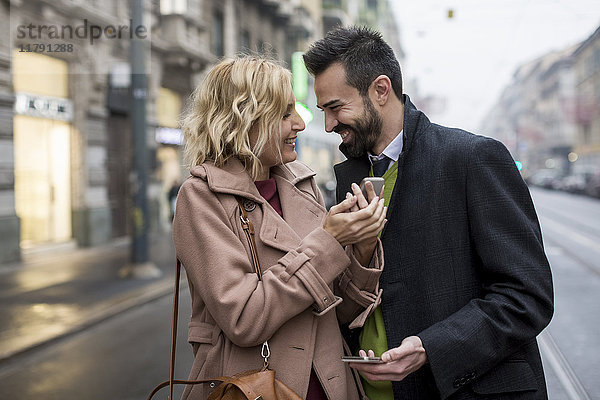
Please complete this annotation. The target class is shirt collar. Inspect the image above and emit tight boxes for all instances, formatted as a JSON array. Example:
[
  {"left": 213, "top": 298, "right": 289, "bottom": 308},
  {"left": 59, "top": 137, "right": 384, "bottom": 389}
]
[{"left": 368, "top": 130, "right": 404, "bottom": 163}]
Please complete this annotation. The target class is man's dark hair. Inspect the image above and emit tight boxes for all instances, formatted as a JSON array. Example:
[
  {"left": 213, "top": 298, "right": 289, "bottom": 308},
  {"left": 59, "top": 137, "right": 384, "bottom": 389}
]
[{"left": 303, "top": 26, "right": 403, "bottom": 101}]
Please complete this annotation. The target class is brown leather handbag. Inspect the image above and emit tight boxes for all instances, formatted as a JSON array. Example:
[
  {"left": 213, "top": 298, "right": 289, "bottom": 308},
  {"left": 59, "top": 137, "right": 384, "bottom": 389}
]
[{"left": 146, "top": 199, "right": 302, "bottom": 400}]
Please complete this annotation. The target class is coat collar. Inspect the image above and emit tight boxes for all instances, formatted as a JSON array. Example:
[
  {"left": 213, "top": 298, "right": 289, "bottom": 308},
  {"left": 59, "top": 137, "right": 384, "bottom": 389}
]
[
  {"left": 338, "top": 94, "right": 429, "bottom": 160},
  {"left": 333, "top": 95, "right": 431, "bottom": 203},
  {"left": 190, "top": 158, "right": 317, "bottom": 203},
  {"left": 191, "top": 158, "right": 323, "bottom": 253}
]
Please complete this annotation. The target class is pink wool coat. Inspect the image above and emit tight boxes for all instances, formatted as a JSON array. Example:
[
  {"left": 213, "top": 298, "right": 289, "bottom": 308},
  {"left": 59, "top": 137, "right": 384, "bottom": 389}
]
[{"left": 172, "top": 158, "right": 384, "bottom": 400}]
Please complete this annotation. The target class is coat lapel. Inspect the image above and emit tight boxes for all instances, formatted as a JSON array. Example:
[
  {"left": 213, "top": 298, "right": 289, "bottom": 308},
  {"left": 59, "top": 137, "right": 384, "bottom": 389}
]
[
  {"left": 199, "top": 159, "right": 326, "bottom": 254},
  {"left": 259, "top": 165, "right": 326, "bottom": 253}
]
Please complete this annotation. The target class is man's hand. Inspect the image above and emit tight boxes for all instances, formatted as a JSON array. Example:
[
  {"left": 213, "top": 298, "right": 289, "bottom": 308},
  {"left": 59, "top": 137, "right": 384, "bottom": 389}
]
[{"left": 349, "top": 336, "right": 428, "bottom": 381}]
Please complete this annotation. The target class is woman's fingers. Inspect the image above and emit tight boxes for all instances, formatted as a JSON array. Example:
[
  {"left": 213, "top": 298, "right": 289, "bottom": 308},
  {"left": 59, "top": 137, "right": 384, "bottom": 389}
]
[
  {"left": 351, "top": 183, "right": 370, "bottom": 209},
  {"left": 329, "top": 192, "right": 357, "bottom": 215}
]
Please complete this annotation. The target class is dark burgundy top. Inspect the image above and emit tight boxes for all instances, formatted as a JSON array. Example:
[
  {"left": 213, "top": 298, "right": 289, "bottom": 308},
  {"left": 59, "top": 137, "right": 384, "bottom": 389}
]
[
  {"left": 254, "top": 178, "right": 282, "bottom": 216},
  {"left": 254, "top": 178, "right": 328, "bottom": 400}
]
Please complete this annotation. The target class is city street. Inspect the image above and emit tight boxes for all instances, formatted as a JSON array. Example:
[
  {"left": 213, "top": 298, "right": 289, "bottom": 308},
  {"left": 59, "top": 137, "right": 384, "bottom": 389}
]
[
  {"left": 0, "top": 289, "right": 194, "bottom": 400},
  {"left": 0, "top": 187, "right": 598, "bottom": 399},
  {"left": 531, "top": 188, "right": 600, "bottom": 399}
]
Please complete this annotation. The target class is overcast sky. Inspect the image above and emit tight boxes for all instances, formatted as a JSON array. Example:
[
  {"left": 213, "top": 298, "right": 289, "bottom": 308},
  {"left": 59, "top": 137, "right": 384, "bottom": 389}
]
[{"left": 391, "top": 0, "right": 600, "bottom": 133}]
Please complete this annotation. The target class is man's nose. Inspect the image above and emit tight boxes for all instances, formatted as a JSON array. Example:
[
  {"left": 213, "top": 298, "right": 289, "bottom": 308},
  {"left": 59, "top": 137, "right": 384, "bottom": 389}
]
[{"left": 324, "top": 111, "right": 337, "bottom": 133}]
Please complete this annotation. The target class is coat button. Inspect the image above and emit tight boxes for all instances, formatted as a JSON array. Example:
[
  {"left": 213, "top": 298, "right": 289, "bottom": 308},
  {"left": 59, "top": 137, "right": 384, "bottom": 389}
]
[
  {"left": 323, "top": 297, "right": 329, "bottom": 303},
  {"left": 209, "top": 382, "right": 216, "bottom": 388},
  {"left": 243, "top": 200, "right": 256, "bottom": 212}
]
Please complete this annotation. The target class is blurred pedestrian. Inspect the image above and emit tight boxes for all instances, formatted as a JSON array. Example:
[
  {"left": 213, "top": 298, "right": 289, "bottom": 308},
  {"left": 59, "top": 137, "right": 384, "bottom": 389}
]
[
  {"left": 172, "top": 55, "right": 387, "bottom": 400},
  {"left": 167, "top": 180, "right": 180, "bottom": 220},
  {"left": 303, "top": 26, "right": 554, "bottom": 400}
]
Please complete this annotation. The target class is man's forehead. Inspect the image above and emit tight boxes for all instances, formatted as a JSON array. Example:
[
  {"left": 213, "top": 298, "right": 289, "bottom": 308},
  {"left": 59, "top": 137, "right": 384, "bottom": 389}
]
[{"left": 315, "top": 68, "right": 356, "bottom": 105}]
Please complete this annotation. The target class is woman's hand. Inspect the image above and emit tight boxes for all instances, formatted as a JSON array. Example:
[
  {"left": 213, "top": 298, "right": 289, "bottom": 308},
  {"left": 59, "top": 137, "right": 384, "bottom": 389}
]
[
  {"left": 348, "top": 181, "right": 386, "bottom": 264},
  {"left": 323, "top": 190, "right": 387, "bottom": 248}
]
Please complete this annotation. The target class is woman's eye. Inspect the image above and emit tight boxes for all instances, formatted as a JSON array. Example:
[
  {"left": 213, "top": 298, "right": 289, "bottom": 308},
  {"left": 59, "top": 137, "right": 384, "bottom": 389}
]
[{"left": 283, "top": 113, "right": 291, "bottom": 119}]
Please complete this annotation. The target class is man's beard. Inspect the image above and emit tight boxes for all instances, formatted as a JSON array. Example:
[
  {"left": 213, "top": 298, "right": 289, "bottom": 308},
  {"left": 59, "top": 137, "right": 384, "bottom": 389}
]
[{"left": 338, "top": 97, "right": 382, "bottom": 158}]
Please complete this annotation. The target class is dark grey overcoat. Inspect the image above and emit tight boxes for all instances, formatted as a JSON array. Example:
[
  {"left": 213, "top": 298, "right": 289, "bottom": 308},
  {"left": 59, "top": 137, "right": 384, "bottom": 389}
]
[{"left": 334, "top": 95, "right": 554, "bottom": 400}]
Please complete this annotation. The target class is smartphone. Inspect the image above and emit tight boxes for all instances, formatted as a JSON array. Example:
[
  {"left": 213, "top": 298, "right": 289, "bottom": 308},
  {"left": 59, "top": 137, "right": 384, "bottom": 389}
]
[
  {"left": 359, "top": 177, "right": 385, "bottom": 199},
  {"left": 341, "top": 356, "right": 384, "bottom": 364}
]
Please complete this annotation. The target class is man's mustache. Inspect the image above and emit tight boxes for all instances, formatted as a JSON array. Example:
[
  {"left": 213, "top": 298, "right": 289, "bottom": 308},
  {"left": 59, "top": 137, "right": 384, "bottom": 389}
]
[{"left": 333, "top": 123, "right": 352, "bottom": 133}]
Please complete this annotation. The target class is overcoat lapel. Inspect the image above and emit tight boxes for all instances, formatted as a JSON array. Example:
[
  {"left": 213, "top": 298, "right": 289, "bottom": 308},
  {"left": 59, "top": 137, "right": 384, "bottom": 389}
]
[{"left": 333, "top": 156, "right": 370, "bottom": 204}]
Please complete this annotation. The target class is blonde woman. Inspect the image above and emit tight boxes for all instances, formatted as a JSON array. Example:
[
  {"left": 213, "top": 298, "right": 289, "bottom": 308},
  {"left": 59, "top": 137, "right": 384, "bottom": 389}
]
[{"left": 173, "top": 56, "right": 387, "bottom": 400}]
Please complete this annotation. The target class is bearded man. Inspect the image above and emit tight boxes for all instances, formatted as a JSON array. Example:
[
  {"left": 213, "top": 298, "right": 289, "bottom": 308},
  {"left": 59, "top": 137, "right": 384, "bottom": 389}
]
[{"left": 303, "top": 26, "right": 554, "bottom": 400}]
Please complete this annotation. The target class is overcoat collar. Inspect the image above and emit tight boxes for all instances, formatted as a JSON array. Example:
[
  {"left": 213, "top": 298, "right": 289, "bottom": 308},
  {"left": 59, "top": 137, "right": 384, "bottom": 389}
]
[
  {"left": 333, "top": 94, "right": 431, "bottom": 212},
  {"left": 338, "top": 94, "right": 429, "bottom": 162},
  {"left": 191, "top": 158, "right": 324, "bottom": 253}
]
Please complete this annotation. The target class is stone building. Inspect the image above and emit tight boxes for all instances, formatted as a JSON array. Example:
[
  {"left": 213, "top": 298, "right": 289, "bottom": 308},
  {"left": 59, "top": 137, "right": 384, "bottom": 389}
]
[
  {"left": 572, "top": 25, "right": 600, "bottom": 171},
  {"left": 0, "top": 0, "right": 323, "bottom": 263},
  {"left": 481, "top": 24, "right": 600, "bottom": 177}
]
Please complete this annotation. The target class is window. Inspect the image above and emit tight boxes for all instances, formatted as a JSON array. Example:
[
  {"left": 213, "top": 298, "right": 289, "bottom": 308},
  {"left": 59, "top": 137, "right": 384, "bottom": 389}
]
[{"left": 212, "top": 10, "right": 224, "bottom": 57}]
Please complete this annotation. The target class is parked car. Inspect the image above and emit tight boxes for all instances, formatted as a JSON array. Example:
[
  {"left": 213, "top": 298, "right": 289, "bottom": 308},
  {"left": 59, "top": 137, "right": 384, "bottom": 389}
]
[
  {"left": 526, "top": 169, "right": 564, "bottom": 189},
  {"left": 584, "top": 172, "right": 600, "bottom": 198},
  {"left": 558, "top": 172, "right": 590, "bottom": 194}
]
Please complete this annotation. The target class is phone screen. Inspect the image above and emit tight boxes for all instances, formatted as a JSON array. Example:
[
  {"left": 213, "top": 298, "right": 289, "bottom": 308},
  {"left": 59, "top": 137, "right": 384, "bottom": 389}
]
[
  {"left": 341, "top": 356, "right": 383, "bottom": 364},
  {"left": 359, "top": 177, "right": 385, "bottom": 199}
]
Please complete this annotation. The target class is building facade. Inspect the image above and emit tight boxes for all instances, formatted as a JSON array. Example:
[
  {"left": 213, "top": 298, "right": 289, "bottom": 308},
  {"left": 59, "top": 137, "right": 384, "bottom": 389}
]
[
  {"left": 481, "top": 24, "right": 600, "bottom": 178},
  {"left": 0, "top": 0, "right": 324, "bottom": 263},
  {"left": 572, "top": 26, "right": 600, "bottom": 171}
]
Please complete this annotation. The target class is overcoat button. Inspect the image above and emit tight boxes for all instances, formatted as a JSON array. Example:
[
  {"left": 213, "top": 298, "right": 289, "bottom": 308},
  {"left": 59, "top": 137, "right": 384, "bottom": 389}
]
[
  {"left": 209, "top": 382, "right": 216, "bottom": 388},
  {"left": 243, "top": 200, "right": 256, "bottom": 212}
]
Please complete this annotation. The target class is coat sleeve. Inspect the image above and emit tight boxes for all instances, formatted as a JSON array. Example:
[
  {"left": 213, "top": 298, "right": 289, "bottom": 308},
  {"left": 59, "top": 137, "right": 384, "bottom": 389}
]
[
  {"left": 308, "top": 175, "right": 385, "bottom": 328},
  {"left": 417, "top": 137, "right": 554, "bottom": 398},
  {"left": 334, "top": 242, "right": 384, "bottom": 328},
  {"left": 173, "top": 178, "right": 353, "bottom": 348}
]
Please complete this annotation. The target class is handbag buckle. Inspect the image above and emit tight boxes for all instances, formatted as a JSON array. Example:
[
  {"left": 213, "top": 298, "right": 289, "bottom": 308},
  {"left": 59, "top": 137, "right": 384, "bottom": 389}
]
[{"left": 261, "top": 341, "right": 270, "bottom": 368}]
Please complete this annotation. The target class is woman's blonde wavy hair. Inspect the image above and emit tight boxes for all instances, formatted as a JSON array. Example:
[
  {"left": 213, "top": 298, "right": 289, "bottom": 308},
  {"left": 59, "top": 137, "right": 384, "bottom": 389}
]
[{"left": 181, "top": 56, "right": 293, "bottom": 180}]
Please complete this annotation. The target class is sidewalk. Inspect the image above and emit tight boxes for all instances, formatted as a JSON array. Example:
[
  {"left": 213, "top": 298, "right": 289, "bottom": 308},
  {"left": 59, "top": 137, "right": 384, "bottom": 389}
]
[{"left": 0, "top": 232, "right": 177, "bottom": 364}]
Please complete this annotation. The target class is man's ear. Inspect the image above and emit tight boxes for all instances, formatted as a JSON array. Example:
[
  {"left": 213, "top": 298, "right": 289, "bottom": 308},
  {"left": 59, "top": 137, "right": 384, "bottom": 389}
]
[{"left": 371, "top": 75, "right": 392, "bottom": 105}]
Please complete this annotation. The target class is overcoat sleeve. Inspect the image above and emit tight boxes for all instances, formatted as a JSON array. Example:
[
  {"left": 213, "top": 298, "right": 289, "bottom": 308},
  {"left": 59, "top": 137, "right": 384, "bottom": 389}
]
[
  {"left": 418, "top": 137, "right": 554, "bottom": 398},
  {"left": 173, "top": 176, "right": 373, "bottom": 348}
]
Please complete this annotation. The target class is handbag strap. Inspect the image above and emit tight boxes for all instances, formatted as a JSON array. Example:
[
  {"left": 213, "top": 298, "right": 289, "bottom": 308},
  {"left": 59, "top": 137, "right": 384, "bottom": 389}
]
[
  {"left": 166, "top": 259, "right": 181, "bottom": 400},
  {"left": 154, "top": 198, "right": 264, "bottom": 400}
]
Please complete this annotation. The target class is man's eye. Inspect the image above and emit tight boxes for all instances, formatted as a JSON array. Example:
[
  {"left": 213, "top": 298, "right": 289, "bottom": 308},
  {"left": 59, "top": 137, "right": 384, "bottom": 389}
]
[{"left": 330, "top": 105, "right": 340, "bottom": 111}]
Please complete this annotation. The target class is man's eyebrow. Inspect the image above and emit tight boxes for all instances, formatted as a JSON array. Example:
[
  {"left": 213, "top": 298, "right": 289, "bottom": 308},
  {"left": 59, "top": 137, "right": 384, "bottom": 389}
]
[{"left": 317, "top": 99, "right": 341, "bottom": 110}]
